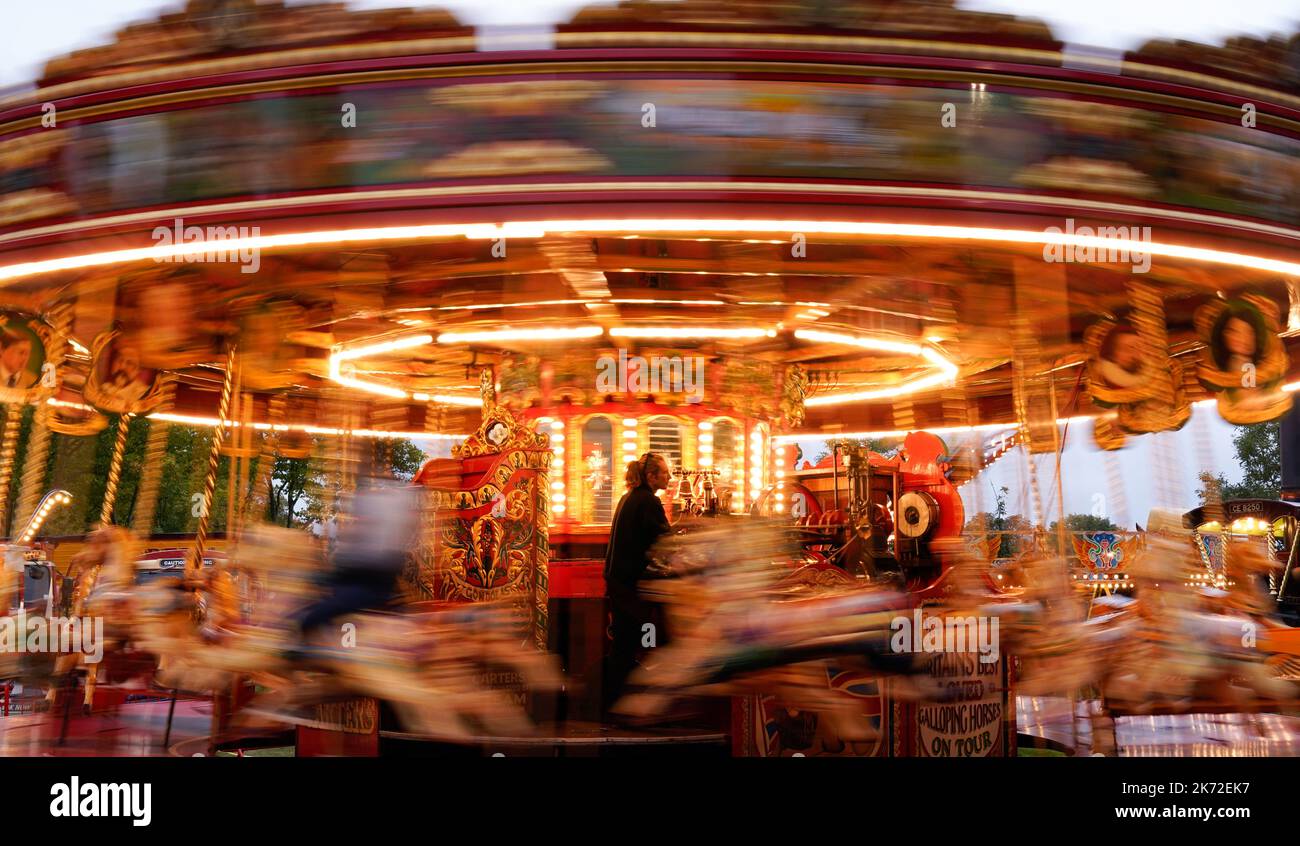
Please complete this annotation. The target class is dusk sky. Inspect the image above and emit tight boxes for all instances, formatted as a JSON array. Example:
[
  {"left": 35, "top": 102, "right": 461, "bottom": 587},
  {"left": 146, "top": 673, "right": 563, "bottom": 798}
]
[
  {"left": 792, "top": 401, "right": 1245, "bottom": 527},
  {"left": 3, "top": 0, "right": 1297, "bottom": 87}
]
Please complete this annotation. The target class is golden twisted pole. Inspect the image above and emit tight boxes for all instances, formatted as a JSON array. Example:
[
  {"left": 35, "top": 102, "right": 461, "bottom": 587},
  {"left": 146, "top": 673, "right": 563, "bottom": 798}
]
[
  {"left": 245, "top": 393, "right": 284, "bottom": 522},
  {"left": 0, "top": 403, "right": 25, "bottom": 537},
  {"left": 13, "top": 415, "right": 51, "bottom": 534},
  {"left": 98, "top": 413, "right": 135, "bottom": 525},
  {"left": 14, "top": 304, "right": 71, "bottom": 533},
  {"left": 190, "top": 345, "right": 237, "bottom": 577},
  {"left": 1127, "top": 280, "right": 1175, "bottom": 408}
]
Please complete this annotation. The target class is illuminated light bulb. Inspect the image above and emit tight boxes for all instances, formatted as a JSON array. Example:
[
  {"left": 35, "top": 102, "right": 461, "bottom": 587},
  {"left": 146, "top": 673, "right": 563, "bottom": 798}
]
[
  {"left": 698, "top": 421, "right": 714, "bottom": 431},
  {"left": 550, "top": 421, "right": 565, "bottom": 431},
  {"left": 551, "top": 493, "right": 566, "bottom": 504},
  {"left": 552, "top": 504, "right": 566, "bottom": 514},
  {"left": 622, "top": 418, "right": 638, "bottom": 427},
  {"left": 551, "top": 482, "right": 564, "bottom": 491}
]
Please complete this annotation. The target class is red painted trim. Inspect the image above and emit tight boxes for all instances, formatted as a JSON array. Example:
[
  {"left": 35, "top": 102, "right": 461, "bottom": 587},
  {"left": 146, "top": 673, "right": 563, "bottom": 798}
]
[
  {"left": 4, "top": 185, "right": 1299, "bottom": 263},
  {"left": 6, "top": 45, "right": 1297, "bottom": 123}
]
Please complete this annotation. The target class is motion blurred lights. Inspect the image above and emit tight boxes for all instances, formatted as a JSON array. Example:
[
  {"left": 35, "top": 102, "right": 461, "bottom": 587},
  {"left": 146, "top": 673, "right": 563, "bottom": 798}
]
[
  {"left": 7, "top": 219, "right": 1300, "bottom": 284},
  {"left": 609, "top": 326, "right": 776, "bottom": 340},
  {"left": 438, "top": 327, "right": 602, "bottom": 344},
  {"left": 796, "top": 329, "right": 958, "bottom": 406},
  {"left": 622, "top": 418, "right": 639, "bottom": 466},
  {"left": 146, "top": 412, "right": 464, "bottom": 441},
  {"left": 429, "top": 394, "right": 484, "bottom": 407},
  {"left": 328, "top": 334, "right": 433, "bottom": 400},
  {"left": 550, "top": 421, "right": 567, "bottom": 517},
  {"left": 19, "top": 490, "right": 73, "bottom": 544},
  {"left": 334, "top": 334, "right": 432, "bottom": 362},
  {"left": 698, "top": 420, "right": 714, "bottom": 469},
  {"left": 749, "top": 427, "right": 765, "bottom": 502}
]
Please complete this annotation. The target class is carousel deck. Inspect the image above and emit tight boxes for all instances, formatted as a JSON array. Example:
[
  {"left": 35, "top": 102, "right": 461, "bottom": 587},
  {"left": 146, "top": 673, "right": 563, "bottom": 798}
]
[
  {"left": 1018, "top": 696, "right": 1300, "bottom": 757},
  {"left": 0, "top": 698, "right": 214, "bottom": 757},
  {"left": 9, "top": 695, "right": 1300, "bottom": 757}
]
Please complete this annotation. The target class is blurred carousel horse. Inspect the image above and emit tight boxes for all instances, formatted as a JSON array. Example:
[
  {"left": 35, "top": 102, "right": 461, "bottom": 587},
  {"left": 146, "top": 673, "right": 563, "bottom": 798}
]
[
  {"left": 42, "top": 526, "right": 142, "bottom": 711},
  {"left": 136, "top": 524, "right": 562, "bottom": 740},
  {"left": 616, "top": 521, "right": 938, "bottom": 740},
  {"left": 998, "top": 527, "right": 1300, "bottom": 753}
]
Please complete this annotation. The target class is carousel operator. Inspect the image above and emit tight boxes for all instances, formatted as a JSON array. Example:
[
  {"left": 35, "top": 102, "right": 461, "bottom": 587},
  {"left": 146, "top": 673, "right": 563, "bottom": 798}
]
[{"left": 603, "top": 451, "right": 678, "bottom": 714}]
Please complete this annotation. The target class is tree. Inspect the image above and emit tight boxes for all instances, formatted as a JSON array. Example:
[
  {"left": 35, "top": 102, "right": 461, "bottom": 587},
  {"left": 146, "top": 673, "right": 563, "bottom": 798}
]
[
  {"left": 266, "top": 455, "right": 315, "bottom": 527},
  {"left": 5, "top": 416, "right": 428, "bottom": 537},
  {"left": 1196, "top": 421, "right": 1280, "bottom": 503},
  {"left": 811, "top": 437, "right": 899, "bottom": 465},
  {"left": 380, "top": 438, "right": 426, "bottom": 481},
  {"left": 300, "top": 438, "right": 428, "bottom": 529},
  {"left": 1050, "top": 513, "right": 1120, "bottom": 534},
  {"left": 963, "top": 484, "right": 1036, "bottom": 558},
  {"left": 1046, "top": 513, "right": 1120, "bottom": 552}
]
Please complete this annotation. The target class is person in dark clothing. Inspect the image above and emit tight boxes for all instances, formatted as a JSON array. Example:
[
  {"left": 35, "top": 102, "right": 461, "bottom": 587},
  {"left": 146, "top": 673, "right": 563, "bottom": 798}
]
[
  {"left": 602, "top": 452, "right": 675, "bottom": 715},
  {"left": 292, "top": 471, "right": 423, "bottom": 653}
]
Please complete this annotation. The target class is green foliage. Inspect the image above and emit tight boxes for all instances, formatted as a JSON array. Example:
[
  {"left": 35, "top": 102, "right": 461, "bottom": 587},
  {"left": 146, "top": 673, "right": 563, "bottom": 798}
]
[
  {"left": 962, "top": 485, "right": 1035, "bottom": 558},
  {"left": 1046, "top": 513, "right": 1120, "bottom": 552},
  {"left": 1050, "top": 513, "right": 1120, "bottom": 534},
  {"left": 290, "top": 437, "right": 428, "bottom": 529},
  {"left": 2, "top": 404, "right": 35, "bottom": 531},
  {"left": 384, "top": 438, "right": 427, "bottom": 481},
  {"left": 154, "top": 424, "right": 226, "bottom": 534},
  {"left": 4, "top": 418, "right": 429, "bottom": 538},
  {"left": 811, "top": 437, "right": 899, "bottom": 465},
  {"left": 1197, "top": 421, "right": 1280, "bottom": 503}
]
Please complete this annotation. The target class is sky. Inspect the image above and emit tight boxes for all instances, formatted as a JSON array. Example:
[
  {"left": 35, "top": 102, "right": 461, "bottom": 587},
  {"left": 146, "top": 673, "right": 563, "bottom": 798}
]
[
  {"left": 796, "top": 402, "right": 1244, "bottom": 529},
  {"left": 3, "top": 0, "right": 1298, "bottom": 86},
  {"left": 1, "top": 0, "right": 1290, "bottom": 515}
]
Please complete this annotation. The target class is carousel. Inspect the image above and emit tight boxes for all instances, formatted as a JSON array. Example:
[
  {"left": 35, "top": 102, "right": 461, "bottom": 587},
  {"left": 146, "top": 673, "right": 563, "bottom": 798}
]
[{"left": 1, "top": 0, "right": 1300, "bottom": 756}]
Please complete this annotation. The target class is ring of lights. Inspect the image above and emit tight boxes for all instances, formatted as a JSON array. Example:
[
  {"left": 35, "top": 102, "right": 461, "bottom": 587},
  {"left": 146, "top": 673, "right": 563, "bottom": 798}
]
[{"left": 329, "top": 324, "right": 957, "bottom": 408}]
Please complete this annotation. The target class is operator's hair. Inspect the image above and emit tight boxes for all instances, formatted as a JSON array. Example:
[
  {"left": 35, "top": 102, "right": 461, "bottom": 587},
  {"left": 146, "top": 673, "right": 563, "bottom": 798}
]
[{"left": 624, "top": 452, "right": 664, "bottom": 490}]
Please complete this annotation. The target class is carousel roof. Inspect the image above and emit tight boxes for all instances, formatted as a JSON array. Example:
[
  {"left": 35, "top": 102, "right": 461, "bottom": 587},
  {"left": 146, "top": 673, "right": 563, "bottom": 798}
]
[{"left": 1, "top": 0, "right": 1298, "bottom": 439}]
